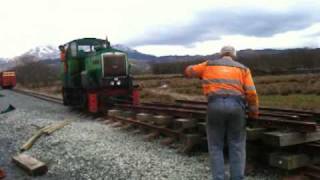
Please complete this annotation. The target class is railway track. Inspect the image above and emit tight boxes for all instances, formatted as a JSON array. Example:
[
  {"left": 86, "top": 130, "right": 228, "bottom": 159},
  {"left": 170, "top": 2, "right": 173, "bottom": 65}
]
[
  {"left": 11, "top": 88, "right": 320, "bottom": 137},
  {"left": 115, "top": 101, "right": 320, "bottom": 132},
  {"left": 11, "top": 89, "right": 320, "bottom": 176},
  {"left": 303, "top": 164, "right": 320, "bottom": 179},
  {"left": 12, "top": 89, "right": 63, "bottom": 104},
  {"left": 175, "top": 99, "right": 320, "bottom": 118},
  {"left": 12, "top": 88, "right": 320, "bottom": 143}
]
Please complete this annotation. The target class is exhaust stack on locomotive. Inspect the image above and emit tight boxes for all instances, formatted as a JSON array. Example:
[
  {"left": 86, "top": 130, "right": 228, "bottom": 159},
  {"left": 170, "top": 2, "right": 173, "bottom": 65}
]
[{"left": 59, "top": 37, "right": 139, "bottom": 113}]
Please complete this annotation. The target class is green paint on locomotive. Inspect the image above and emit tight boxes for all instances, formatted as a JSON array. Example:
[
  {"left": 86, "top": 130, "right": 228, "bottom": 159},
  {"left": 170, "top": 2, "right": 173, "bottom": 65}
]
[
  {"left": 60, "top": 38, "right": 130, "bottom": 89},
  {"left": 84, "top": 47, "right": 128, "bottom": 88}
]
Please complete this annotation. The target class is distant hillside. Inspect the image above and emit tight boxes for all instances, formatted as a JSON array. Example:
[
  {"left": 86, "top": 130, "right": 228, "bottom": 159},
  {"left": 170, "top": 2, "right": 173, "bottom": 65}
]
[
  {"left": 0, "top": 58, "right": 7, "bottom": 65},
  {"left": 113, "top": 44, "right": 158, "bottom": 61},
  {"left": 0, "top": 58, "right": 7, "bottom": 71},
  {"left": 0, "top": 58, "right": 15, "bottom": 71},
  {"left": 23, "top": 45, "right": 60, "bottom": 60},
  {"left": 1, "top": 43, "right": 320, "bottom": 75},
  {"left": 3, "top": 44, "right": 320, "bottom": 63},
  {"left": 151, "top": 48, "right": 320, "bottom": 75}
]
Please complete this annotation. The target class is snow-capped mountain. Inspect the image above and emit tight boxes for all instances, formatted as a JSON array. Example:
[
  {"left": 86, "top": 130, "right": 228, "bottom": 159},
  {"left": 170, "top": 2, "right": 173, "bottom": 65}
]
[
  {"left": 23, "top": 45, "right": 60, "bottom": 60},
  {"left": 113, "top": 44, "right": 157, "bottom": 61},
  {"left": 20, "top": 44, "right": 156, "bottom": 61},
  {"left": 0, "top": 58, "right": 15, "bottom": 71},
  {"left": 0, "top": 58, "right": 7, "bottom": 64},
  {"left": 112, "top": 44, "right": 138, "bottom": 53}
]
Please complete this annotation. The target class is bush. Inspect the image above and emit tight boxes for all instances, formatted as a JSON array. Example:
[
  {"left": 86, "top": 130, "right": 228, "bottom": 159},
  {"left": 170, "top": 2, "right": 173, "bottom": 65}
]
[{"left": 12, "top": 55, "right": 60, "bottom": 88}]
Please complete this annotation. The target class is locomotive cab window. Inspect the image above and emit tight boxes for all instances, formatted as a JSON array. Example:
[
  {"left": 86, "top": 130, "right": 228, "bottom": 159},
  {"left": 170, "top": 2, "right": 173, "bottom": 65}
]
[
  {"left": 78, "top": 45, "right": 92, "bottom": 53},
  {"left": 70, "top": 42, "right": 77, "bottom": 57}
]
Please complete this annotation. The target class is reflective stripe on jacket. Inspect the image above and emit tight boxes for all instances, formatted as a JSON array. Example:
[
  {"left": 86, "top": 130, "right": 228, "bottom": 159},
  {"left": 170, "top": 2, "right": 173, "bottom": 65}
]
[{"left": 185, "top": 57, "right": 259, "bottom": 116}]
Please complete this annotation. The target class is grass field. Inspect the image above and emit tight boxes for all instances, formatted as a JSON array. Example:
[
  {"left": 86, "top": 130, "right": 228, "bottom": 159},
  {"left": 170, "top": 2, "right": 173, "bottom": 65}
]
[
  {"left": 20, "top": 73, "right": 320, "bottom": 110},
  {"left": 260, "top": 94, "right": 320, "bottom": 110},
  {"left": 137, "top": 73, "right": 320, "bottom": 110}
]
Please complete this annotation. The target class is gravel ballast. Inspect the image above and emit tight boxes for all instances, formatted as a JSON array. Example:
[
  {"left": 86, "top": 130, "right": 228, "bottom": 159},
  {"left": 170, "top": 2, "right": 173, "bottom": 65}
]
[{"left": 0, "top": 89, "right": 282, "bottom": 179}]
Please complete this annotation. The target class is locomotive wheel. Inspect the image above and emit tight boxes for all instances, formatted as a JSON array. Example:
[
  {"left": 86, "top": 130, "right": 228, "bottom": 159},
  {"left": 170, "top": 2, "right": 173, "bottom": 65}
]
[
  {"left": 62, "top": 88, "right": 70, "bottom": 105},
  {"left": 80, "top": 91, "right": 88, "bottom": 109}
]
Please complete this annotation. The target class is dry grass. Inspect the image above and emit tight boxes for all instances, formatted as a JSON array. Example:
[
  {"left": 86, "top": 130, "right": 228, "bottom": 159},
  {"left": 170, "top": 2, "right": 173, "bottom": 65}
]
[
  {"left": 140, "top": 90, "right": 175, "bottom": 103},
  {"left": 255, "top": 74, "right": 320, "bottom": 95},
  {"left": 260, "top": 94, "right": 320, "bottom": 110},
  {"left": 134, "top": 74, "right": 183, "bottom": 80},
  {"left": 137, "top": 73, "right": 320, "bottom": 96},
  {"left": 19, "top": 73, "right": 320, "bottom": 110},
  {"left": 254, "top": 74, "right": 320, "bottom": 84},
  {"left": 136, "top": 73, "right": 320, "bottom": 110}
]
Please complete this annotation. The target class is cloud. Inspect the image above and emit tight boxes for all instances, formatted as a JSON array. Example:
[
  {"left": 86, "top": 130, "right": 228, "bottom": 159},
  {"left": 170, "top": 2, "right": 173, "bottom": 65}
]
[
  {"left": 306, "top": 31, "right": 320, "bottom": 37},
  {"left": 128, "top": 4, "right": 320, "bottom": 46}
]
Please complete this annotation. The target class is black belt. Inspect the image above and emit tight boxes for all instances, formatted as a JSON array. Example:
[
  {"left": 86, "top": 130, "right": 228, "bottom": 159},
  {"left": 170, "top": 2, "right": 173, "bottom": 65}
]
[{"left": 208, "top": 94, "right": 245, "bottom": 102}]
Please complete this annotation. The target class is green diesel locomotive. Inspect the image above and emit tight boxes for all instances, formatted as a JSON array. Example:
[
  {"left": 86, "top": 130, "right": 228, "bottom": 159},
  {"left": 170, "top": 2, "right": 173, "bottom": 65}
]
[{"left": 59, "top": 37, "right": 139, "bottom": 112}]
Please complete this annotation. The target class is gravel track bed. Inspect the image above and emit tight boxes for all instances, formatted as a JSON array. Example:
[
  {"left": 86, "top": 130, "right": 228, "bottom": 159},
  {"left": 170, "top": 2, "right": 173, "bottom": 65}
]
[{"left": 0, "top": 90, "right": 282, "bottom": 179}]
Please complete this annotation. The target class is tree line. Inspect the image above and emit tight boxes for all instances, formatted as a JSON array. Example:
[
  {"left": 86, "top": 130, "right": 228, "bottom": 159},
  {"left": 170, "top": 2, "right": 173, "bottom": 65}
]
[
  {"left": 151, "top": 48, "right": 320, "bottom": 75},
  {"left": 8, "top": 48, "right": 320, "bottom": 87},
  {"left": 11, "top": 55, "right": 60, "bottom": 87}
]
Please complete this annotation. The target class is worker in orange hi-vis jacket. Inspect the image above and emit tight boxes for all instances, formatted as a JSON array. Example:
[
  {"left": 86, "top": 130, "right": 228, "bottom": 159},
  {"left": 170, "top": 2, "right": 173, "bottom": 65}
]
[
  {"left": 59, "top": 45, "right": 66, "bottom": 61},
  {"left": 185, "top": 46, "right": 259, "bottom": 180},
  {"left": 59, "top": 45, "right": 67, "bottom": 73}
]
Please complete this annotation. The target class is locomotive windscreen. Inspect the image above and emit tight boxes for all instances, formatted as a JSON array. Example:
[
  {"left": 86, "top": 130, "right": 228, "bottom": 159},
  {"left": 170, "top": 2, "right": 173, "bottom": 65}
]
[{"left": 102, "top": 53, "right": 127, "bottom": 76}]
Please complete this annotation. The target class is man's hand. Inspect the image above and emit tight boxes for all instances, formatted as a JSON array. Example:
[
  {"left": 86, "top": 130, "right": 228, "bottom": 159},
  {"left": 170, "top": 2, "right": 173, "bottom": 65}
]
[
  {"left": 184, "top": 65, "right": 193, "bottom": 78},
  {"left": 248, "top": 111, "right": 259, "bottom": 119}
]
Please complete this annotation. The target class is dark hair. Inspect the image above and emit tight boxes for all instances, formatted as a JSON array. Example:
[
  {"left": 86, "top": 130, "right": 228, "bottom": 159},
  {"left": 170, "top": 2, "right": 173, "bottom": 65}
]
[{"left": 58, "top": 45, "right": 65, "bottom": 51}]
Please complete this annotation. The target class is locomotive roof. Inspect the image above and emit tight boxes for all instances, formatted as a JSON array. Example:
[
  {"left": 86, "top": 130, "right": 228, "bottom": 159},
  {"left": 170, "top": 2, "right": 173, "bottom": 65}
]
[
  {"left": 63, "top": 38, "right": 122, "bottom": 49},
  {"left": 61, "top": 37, "right": 125, "bottom": 54},
  {"left": 64, "top": 38, "right": 106, "bottom": 46}
]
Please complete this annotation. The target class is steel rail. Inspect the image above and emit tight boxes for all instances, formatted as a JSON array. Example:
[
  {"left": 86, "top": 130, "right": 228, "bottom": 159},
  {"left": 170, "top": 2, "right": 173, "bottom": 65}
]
[
  {"left": 10, "top": 89, "right": 319, "bottom": 132},
  {"left": 306, "top": 142, "right": 320, "bottom": 149},
  {"left": 142, "top": 102, "right": 315, "bottom": 121},
  {"left": 114, "top": 103, "right": 205, "bottom": 119},
  {"left": 12, "top": 89, "right": 63, "bottom": 104},
  {"left": 253, "top": 117, "right": 318, "bottom": 132},
  {"left": 175, "top": 99, "right": 320, "bottom": 116},
  {"left": 115, "top": 104, "right": 319, "bottom": 132},
  {"left": 303, "top": 165, "right": 320, "bottom": 179},
  {"left": 109, "top": 116, "right": 181, "bottom": 137}
]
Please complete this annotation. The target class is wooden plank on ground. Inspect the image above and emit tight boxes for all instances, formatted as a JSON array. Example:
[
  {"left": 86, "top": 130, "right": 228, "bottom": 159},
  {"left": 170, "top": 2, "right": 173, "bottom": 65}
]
[
  {"left": 262, "top": 131, "right": 320, "bottom": 147},
  {"left": 175, "top": 118, "right": 198, "bottom": 129},
  {"left": 269, "top": 152, "right": 310, "bottom": 170},
  {"left": 0, "top": 168, "right": 5, "bottom": 179},
  {"left": 247, "top": 128, "right": 267, "bottom": 141},
  {"left": 197, "top": 122, "right": 206, "bottom": 135},
  {"left": 12, "top": 154, "right": 48, "bottom": 176}
]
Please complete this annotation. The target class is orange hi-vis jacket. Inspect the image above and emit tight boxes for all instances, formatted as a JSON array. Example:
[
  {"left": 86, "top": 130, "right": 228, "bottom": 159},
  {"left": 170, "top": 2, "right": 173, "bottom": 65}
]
[
  {"left": 185, "top": 57, "right": 259, "bottom": 118},
  {"left": 60, "top": 51, "right": 68, "bottom": 73},
  {"left": 60, "top": 51, "right": 66, "bottom": 62}
]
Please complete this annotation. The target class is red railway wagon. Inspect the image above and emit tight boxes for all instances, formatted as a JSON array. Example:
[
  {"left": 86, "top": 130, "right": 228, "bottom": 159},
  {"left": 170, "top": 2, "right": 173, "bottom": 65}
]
[{"left": 0, "top": 71, "right": 16, "bottom": 89}]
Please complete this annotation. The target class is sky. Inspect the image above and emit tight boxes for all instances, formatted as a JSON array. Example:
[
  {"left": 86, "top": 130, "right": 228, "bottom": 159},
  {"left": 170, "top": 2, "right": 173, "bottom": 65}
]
[{"left": 0, "top": 0, "right": 320, "bottom": 58}]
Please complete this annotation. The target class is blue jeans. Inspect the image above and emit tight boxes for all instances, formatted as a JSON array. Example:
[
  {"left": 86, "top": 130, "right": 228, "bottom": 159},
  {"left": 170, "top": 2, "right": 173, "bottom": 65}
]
[{"left": 207, "top": 96, "right": 246, "bottom": 180}]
